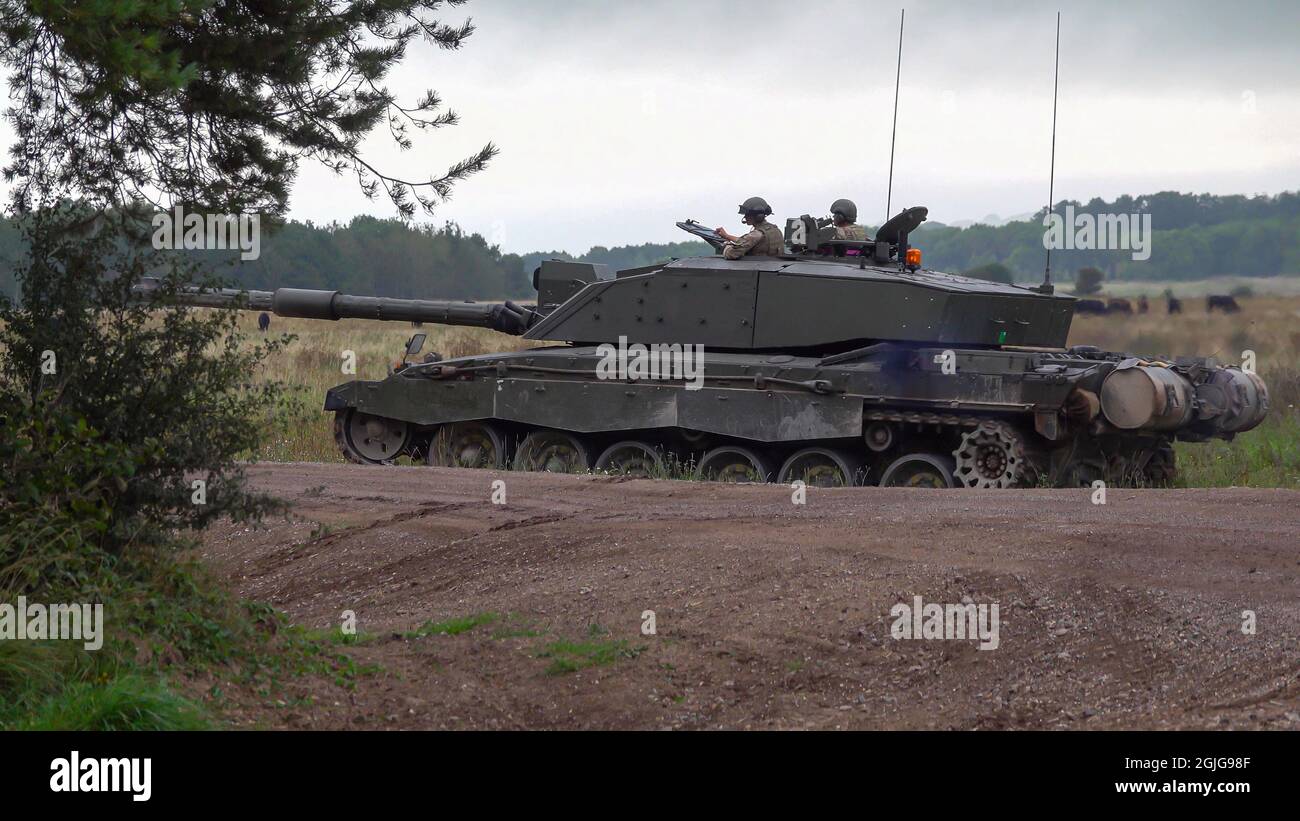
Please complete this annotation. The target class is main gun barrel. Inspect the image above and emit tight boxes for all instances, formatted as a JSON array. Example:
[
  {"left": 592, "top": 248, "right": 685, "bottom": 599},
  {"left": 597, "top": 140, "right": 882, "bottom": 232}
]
[{"left": 131, "top": 279, "right": 538, "bottom": 335}]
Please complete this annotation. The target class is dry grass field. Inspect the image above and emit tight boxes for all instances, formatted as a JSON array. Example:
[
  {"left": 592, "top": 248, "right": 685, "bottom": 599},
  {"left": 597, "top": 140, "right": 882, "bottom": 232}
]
[
  {"left": 238, "top": 292, "right": 1300, "bottom": 488},
  {"left": 244, "top": 314, "right": 527, "bottom": 462}
]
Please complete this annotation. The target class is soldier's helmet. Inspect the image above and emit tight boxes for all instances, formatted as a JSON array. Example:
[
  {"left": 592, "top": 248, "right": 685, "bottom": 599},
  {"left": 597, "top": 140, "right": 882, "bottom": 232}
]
[
  {"left": 738, "top": 196, "right": 773, "bottom": 216},
  {"left": 830, "top": 198, "right": 858, "bottom": 223}
]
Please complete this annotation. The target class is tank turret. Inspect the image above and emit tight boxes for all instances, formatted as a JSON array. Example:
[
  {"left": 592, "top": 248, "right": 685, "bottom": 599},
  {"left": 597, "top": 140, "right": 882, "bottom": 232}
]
[{"left": 140, "top": 205, "right": 1072, "bottom": 353}]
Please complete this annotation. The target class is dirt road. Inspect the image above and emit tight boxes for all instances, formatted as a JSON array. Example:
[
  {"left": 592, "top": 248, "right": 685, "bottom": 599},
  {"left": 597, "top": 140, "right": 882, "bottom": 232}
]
[{"left": 200, "top": 463, "right": 1300, "bottom": 729}]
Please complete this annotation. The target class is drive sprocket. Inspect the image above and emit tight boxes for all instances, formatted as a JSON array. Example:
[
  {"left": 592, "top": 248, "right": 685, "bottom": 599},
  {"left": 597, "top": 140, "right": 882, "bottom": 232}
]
[{"left": 952, "top": 421, "right": 1030, "bottom": 489}]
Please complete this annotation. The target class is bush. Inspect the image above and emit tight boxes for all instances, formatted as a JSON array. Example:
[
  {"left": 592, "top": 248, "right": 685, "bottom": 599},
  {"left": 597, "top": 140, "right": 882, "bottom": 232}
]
[
  {"left": 0, "top": 204, "right": 300, "bottom": 728},
  {"left": 0, "top": 412, "right": 137, "bottom": 592},
  {"left": 0, "top": 205, "right": 291, "bottom": 573},
  {"left": 1074, "top": 266, "right": 1105, "bottom": 295}
]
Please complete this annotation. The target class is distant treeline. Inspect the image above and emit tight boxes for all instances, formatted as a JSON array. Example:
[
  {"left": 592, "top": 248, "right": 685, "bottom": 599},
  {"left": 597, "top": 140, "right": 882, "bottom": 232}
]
[
  {"left": 1, "top": 191, "right": 1298, "bottom": 301},
  {"left": 0, "top": 214, "right": 709, "bottom": 302},
  {"left": 913, "top": 190, "right": 1300, "bottom": 282},
  {"left": 521, "top": 240, "right": 712, "bottom": 280},
  {"left": 227, "top": 217, "right": 530, "bottom": 299},
  {"left": 0, "top": 216, "right": 536, "bottom": 302}
]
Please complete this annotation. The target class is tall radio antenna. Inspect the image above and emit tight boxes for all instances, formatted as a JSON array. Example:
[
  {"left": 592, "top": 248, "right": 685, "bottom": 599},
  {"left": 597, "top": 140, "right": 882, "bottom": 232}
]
[
  {"left": 1040, "top": 11, "right": 1061, "bottom": 294},
  {"left": 885, "top": 8, "right": 905, "bottom": 222}
]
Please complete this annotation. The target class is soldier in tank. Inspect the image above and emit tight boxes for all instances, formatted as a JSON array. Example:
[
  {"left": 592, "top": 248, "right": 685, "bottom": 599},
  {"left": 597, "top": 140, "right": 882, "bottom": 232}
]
[
  {"left": 716, "top": 196, "right": 784, "bottom": 259},
  {"left": 830, "top": 198, "right": 867, "bottom": 240}
]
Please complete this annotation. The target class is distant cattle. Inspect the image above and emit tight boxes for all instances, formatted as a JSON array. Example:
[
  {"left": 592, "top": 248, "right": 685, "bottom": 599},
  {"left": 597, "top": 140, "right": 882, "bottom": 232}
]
[
  {"left": 1167, "top": 297, "right": 1183, "bottom": 315},
  {"left": 1074, "top": 299, "right": 1107, "bottom": 315},
  {"left": 1106, "top": 299, "right": 1133, "bottom": 315},
  {"left": 258, "top": 312, "right": 270, "bottom": 333},
  {"left": 1206, "top": 295, "right": 1241, "bottom": 314},
  {"left": 1137, "top": 296, "right": 1150, "bottom": 314}
]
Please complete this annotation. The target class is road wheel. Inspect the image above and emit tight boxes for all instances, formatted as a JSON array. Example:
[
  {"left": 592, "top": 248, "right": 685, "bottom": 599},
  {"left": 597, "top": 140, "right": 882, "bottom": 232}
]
[
  {"left": 778, "top": 447, "right": 863, "bottom": 487},
  {"left": 594, "top": 440, "right": 665, "bottom": 478},
  {"left": 864, "top": 422, "right": 895, "bottom": 453},
  {"left": 952, "top": 421, "right": 1029, "bottom": 489},
  {"left": 513, "top": 430, "right": 591, "bottom": 473},
  {"left": 333, "top": 409, "right": 409, "bottom": 465},
  {"left": 427, "top": 421, "right": 509, "bottom": 469},
  {"left": 697, "top": 445, "right": 773, "bottom": 483},
  {"left": 879, "top": 453, "right": 956, "bottom": 488}
]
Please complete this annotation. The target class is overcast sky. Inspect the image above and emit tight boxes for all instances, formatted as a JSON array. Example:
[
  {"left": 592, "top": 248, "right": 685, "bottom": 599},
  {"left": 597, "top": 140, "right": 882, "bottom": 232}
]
[{"left": 7, "top": 0, "right": 1300, "bottom": 253}]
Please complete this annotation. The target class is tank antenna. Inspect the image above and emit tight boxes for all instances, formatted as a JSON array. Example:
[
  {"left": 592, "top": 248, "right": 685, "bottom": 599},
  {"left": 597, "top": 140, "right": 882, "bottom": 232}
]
[
  {"left": 885, "top": 8, "right": 905, "bottom": 223},
  {"left": 1039, "top": 12, "right": 1061, "bottom": 295}
]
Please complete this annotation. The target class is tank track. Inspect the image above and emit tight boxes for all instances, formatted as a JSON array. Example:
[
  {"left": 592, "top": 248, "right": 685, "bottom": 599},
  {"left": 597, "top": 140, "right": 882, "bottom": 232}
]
[{"left": 335, "top": 408, "right": 1174, "bottom": 489}]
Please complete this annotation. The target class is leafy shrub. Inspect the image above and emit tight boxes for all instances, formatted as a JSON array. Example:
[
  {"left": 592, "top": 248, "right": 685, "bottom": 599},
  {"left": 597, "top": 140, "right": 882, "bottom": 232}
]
[
  {"left": 0, "top": 205, "right": 292, "bottom": 575},
  {"left": 1074, "top": 266, "right": 1105, "bottom": 295}
]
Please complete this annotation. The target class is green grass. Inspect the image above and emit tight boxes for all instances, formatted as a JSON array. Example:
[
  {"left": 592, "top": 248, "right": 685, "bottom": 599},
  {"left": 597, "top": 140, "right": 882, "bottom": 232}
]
[
  {"left": 18, "top": 674, "right": 209, "bottom": 731},
  {"left": 219, "top": 624, "right": 384, "bottom": 698},
  {"left": 0, "top": 640, "right": 78, "bottom": 699},
  {"left": 0, "top": 638, "right": 210, "bottom": 730},
  {"left": 1175, "top": 414, "right": 1300, "bottom": 488},
  {"left": 0, "top": 547, "right": 388, "bottom": 730},
  {"left": 537, "top": 626, "right": 644, "bottom": 676},
  {"left": 393, "top": 615, "right": 645, "bottom": 676},
  {"left": 490, "top": 614, "right": 544, "bottom": 640},
  {"left": 299, "top": 625, "right": 378, "bottom": 646},
  {"left": 403, "top": 611, "right": 500, "bottom": 639}
]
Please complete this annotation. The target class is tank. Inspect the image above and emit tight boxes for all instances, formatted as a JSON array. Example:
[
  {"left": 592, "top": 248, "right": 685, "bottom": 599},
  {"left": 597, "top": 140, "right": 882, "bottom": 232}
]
[{"left": 134, "top": 206, "right": 1270, "bottom": 488}]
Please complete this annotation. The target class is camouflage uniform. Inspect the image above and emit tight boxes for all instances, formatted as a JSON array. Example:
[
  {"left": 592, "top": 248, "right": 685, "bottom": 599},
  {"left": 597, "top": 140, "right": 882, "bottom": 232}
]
[
  {"left": 834, "top": 224, "right": 868, "bottom": 241},
  {"left": 723, "top": 220, "right": 785, "bottom": 259}
]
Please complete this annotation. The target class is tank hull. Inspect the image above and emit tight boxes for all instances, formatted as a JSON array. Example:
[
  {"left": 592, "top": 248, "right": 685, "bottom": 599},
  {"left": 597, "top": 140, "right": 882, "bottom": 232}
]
[{"left": 324, "top": 343, "right": 1266, "bottom": 488}]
